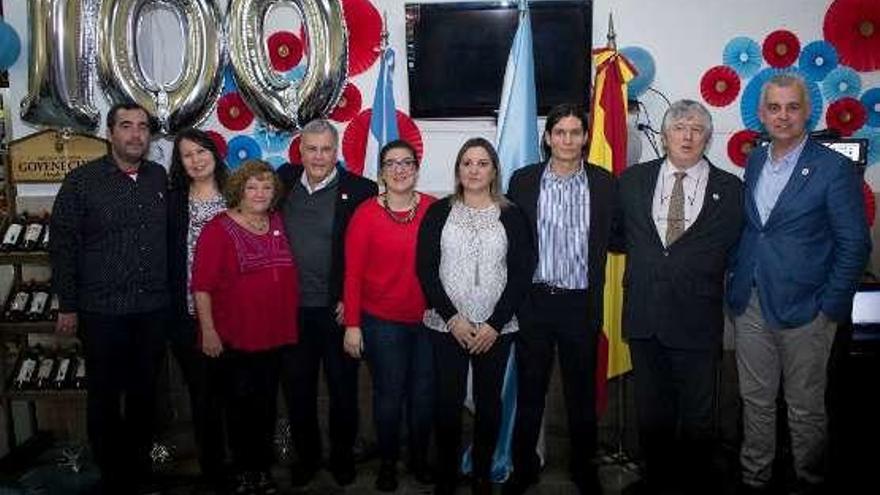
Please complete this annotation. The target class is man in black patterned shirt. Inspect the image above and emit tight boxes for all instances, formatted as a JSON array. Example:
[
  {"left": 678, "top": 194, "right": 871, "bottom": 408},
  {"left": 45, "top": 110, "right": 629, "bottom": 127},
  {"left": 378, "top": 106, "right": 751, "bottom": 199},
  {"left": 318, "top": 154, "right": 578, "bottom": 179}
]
[{"left": 50, "top": 102, "right": 168, "bottom": 494}]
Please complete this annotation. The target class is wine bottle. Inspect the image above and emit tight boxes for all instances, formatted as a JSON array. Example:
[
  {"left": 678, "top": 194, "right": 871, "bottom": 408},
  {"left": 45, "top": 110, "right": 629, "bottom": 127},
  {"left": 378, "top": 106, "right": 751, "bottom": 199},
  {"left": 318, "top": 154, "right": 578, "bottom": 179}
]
[
  {"left": 0, "top": 214, "right": 27, "bottom": 251},
  {"left": 34, "top": 349, "right": 57, "bottom": 389},
  {"left": 72, "top": 352, "right": 87, "bottom": 389},
  {"left": 48, "top": 294, "right": 60, "bottom": 321},
  {"left": 21, "top": 216, "right": 45, "bottom": 251},
  {"left": 4, "top": 284, "right": 32, "bottom": 321},
  {"left": 11, "top": 346, "right": 39, "bottom": 390},
  {"left": 39, "top": 223, "right": 50, "bottom": 251},
  {"left": 52, "top": 347, "right": 76, "bottom": 389},
  {"left": 26, "top": 285, "right": 50, "bottom": 321}
]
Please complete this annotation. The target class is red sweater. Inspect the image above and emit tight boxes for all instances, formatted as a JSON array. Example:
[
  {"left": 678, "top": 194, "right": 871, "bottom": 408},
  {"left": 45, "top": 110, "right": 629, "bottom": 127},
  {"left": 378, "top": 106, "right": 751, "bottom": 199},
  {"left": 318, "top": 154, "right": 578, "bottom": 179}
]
[
  {"left": 191, "top": 212, "right": 299, "bottom": 351},
  {"left": 343, "top": 194, "right": 435, "bottom": 326}
]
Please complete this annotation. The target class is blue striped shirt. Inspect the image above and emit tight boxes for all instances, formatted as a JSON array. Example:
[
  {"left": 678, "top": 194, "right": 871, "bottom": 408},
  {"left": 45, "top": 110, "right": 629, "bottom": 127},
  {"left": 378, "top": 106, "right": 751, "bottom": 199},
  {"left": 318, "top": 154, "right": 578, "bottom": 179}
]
[
  {"left": 754, "top": 136, "right": 808, "bottom": 225},
  {"left": 534, "top": 163, "right": 590, "bottom": 289}
]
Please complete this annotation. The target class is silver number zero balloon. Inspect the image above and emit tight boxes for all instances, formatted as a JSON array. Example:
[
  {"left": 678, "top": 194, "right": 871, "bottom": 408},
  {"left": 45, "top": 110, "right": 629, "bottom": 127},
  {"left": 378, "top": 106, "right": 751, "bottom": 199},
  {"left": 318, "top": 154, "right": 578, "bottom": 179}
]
[
  {"left": 227, "top": 0, "right": 348, "bottom": 130},
  {"left": 97, "top": 0, "right": 226, "bottom": 134},
  {"left": 20, "top": 0, "right": 100, "bottom": 131}
]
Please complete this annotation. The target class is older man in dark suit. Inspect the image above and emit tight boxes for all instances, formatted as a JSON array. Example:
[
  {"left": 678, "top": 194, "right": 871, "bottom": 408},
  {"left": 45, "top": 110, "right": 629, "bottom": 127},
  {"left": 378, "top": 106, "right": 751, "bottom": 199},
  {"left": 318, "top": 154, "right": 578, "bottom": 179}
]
[{"left": 614, "top": 99, "right": 743, "bottom": 494}]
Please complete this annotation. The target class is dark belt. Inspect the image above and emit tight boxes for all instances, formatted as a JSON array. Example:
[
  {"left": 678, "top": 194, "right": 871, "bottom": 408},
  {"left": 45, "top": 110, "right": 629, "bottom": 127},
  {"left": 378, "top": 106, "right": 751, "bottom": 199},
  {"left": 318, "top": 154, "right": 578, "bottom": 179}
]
[{"left": 532, "top": 283, "right": 587, "bottom": 296}]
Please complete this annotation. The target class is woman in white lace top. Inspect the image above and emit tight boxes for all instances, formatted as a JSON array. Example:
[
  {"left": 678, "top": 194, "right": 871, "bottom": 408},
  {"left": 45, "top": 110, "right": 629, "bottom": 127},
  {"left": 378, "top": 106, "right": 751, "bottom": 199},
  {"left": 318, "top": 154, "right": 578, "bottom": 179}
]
[{"left": 417, "top": 138, "right": 534, "bottom": 494}]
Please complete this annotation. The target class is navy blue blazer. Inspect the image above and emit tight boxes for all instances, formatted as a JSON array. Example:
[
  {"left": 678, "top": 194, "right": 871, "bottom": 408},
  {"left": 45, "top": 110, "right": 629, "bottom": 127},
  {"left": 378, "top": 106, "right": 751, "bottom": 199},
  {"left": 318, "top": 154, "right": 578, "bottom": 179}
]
[{"left": 726, "top": 139, "right": 871, "bottom": 328}]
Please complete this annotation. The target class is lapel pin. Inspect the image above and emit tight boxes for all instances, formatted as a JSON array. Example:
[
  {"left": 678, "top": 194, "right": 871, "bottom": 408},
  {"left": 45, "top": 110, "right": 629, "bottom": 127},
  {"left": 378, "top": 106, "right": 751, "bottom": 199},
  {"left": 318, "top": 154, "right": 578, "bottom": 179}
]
[
  {"left": 273, "top": 230, "right": 281, "bottom": 236},
  {"left": 341, "top": 193, "right": 349, "bottom": 200},
  {"left": 712, "top": 193, "right": 720, "bottom": 201},
  {"left": 801, "top": 168, "right": 810, "bottom": 176}
]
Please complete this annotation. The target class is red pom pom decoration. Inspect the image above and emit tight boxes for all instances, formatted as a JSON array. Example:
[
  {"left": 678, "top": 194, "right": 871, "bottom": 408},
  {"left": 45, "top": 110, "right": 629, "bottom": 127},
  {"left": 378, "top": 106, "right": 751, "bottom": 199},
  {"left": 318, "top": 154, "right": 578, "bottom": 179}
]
[
  {"left": 342, "top": 109, "right": 424, "bottom": 176},
  {"left": 343, "top": 0, "right": 383, "bottom": 76},
  {"left": 288, "top": 135, "right": 302, "bottom": 165},
  {"left": 727, "top": 129, "right": 761, "bottom": 168},
  {"left": 217, "top": 92, "right": 254, "bottom": 131},
  {"left": 825, "top": 97, "right": 867, "bottom": 136},
  {"left": 700, "top": 66, "right": 741, "bottom": 107},
  {"left": 762, "top": 30, "right": 801, "bottom": 68},
  {"left": 204, "top": 130, "right": 228, "bottom": 160},
  {"left": 267, "top": 31, "right": 303, "bottom": 72},
  {"left": 823, "top": 0, "right": 880, "bottom": 71},
  {"left": 329, "top": 84, "right": 363, "bottom": 123}
]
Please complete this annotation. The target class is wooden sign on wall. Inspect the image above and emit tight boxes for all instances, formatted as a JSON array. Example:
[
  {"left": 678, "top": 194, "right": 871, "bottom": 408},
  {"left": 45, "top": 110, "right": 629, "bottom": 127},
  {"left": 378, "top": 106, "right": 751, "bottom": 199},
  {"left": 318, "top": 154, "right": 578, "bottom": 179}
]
[{"left": 8, "top": 129, "right": 108, "bottom": 183}]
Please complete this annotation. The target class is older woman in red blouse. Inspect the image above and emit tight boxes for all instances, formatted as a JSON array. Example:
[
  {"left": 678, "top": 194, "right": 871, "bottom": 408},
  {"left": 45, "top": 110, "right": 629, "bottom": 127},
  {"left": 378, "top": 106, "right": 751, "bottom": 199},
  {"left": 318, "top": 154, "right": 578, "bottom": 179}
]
[{"left": 192, "top": 159, "right": 298, "bottom": 495}]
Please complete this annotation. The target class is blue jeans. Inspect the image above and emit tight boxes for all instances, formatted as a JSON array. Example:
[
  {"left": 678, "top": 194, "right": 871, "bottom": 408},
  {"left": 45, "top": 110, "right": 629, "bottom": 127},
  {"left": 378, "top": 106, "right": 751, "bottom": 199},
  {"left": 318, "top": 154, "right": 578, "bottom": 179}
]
[{"left": 361, "top": 313, "right": 434, "bottom": 465}]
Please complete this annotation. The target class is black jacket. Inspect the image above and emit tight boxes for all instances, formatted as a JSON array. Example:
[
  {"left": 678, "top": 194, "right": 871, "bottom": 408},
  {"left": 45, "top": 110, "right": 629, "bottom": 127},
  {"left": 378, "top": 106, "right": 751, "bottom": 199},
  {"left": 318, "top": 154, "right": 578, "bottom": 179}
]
[
  {"left": 277, "top": 163, "right": 378, "bottom": 305},
  {"left": 507, "top": 161, "right": 615, "bottom": 334},
  {"left": 612, "top": 157, "right": 743, "bottom": 349},
  {"left": 416, "top": 196, "right": 535, "bottom": 331}
]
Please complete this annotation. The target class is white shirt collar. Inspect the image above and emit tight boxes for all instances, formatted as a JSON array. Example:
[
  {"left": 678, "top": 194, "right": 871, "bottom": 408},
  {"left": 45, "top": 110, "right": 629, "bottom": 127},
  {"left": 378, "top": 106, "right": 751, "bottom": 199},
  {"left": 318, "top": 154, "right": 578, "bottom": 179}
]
[
  {"left": 661, "top": 158, "right": 708, "bottom": 180},
  {"left": 300, "top": 166, "right": 339, "bottom": 195}
]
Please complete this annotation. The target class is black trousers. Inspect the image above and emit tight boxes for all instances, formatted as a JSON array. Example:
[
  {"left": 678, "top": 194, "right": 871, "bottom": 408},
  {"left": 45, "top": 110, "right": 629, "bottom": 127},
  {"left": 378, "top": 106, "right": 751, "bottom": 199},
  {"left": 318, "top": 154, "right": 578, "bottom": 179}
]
[
  {"left": 167, "top": 316, "right": 226, "bottom": 481},
  {"left": 222, "top": 347, "right": 282, "bottom": 473},
  {"left": 79, "top": 309, "right": 167, "bottom": 493},
  {"left": 512, "top": 287, "right": 598, "bottom": 481},
  {"left": 629, "top": 337, "right": 718, "bottom": 493},
  {"left": 432, "top": 331, "right": 513, "bottom": 483},
  {"left": 281, "top": 307, "right": 360, "bottom": 468}
]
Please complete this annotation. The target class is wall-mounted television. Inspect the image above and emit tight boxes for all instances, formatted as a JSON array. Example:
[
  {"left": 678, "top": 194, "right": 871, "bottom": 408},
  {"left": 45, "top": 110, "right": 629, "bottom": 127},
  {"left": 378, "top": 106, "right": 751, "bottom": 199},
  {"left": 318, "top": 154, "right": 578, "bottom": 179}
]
[{"left": 405, "top": 1, "right": 592, "bottom": 119}]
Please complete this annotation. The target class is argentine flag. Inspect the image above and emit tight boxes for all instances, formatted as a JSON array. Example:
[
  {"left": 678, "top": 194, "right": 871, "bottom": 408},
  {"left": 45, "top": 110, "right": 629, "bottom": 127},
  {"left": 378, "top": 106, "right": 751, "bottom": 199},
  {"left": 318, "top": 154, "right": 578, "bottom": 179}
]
[{"left": 364, "top": 46, "right": 399, "bottom": 180}]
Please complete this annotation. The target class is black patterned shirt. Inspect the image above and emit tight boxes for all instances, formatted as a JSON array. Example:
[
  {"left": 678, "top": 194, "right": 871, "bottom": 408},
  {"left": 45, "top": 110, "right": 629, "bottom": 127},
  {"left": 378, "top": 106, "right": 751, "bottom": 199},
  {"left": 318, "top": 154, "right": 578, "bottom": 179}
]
[{"left": 50, "top": 155, "right": 169, "bottom": 314}]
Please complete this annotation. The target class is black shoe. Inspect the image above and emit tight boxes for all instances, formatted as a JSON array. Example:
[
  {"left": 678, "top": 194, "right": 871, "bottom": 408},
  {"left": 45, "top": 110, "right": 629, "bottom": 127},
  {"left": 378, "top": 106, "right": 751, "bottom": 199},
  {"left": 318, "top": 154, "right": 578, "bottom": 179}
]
[
  {"left": 472, "top": 478, "right": 493, "bottom": 495},
  {"left": 330, "top": 459, "right": 357, "bottom": 486},
  {"left": 290, "top": 463, "right": 319, "bottom": 488},
  {"left": 376, "top": 461, "right": 399, "bottom": 492},
  {"left": 502, "top": 473, "right": 535, "bottom": 495},
  {"left": 232, "top": 473, "right": 256, "bottom": 495},
  {"left": 254, "top": 471, "right": 278, "bottom": 495}
]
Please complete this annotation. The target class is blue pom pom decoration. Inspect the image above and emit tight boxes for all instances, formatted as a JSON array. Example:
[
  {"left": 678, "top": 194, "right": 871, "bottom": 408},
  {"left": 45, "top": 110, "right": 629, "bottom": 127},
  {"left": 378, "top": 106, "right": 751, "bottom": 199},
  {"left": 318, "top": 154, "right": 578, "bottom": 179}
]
[
  {"left": 822, "top": 66, "right": 861, "bottom": 101},
  {"left": 0, "top": 20, "right": 22, "bottom": 70},
  {"left": 227, "top": 135, "right": 263, "bottom": 169},
  {"left": 723, "top": 37, "right": 762, "bottom": 79},
  {"left": 798, "top": 40, "right": 838, "bottom": 82},
  {"left": 620, "top": 46, "right": 655, "bottom": 99},
  {"left": 860, "top": 88, "right": 880, "bottom": 128}
]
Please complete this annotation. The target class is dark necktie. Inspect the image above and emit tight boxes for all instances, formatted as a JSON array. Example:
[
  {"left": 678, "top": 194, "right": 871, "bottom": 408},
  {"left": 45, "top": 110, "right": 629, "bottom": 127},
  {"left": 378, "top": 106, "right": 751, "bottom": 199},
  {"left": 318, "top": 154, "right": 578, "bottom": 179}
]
[{"left": 666, "top": 171, "right": 686, "bottom": 245}]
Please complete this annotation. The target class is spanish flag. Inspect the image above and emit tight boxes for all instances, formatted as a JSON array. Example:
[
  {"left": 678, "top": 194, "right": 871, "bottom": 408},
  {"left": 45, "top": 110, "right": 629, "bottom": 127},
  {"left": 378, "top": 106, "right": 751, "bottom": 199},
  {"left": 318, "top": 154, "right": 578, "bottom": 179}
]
[{"left": 587, "top": 44, "right": 636, "bottom": 414}]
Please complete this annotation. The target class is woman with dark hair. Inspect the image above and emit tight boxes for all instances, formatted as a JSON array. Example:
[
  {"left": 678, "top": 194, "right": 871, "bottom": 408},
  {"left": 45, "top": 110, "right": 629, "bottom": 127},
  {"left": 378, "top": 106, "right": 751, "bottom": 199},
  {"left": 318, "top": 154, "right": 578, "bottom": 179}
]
[
  {"left": 342, "top": 139, "right": 436, "bottom": 492},
  {"left": 417, "top": 138, "right": 534, "bottom": 495},
  {"left": 166, "top": 128, "right": 230, "bottom": 489},
  {"left": 192, "top": 160, "right": 299, "bottom": 494}
]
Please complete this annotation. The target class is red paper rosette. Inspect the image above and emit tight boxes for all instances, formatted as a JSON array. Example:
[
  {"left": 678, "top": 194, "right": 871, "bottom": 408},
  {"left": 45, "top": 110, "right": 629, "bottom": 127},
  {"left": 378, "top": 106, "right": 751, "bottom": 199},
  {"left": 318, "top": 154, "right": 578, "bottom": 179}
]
[
  {"left": 204, "top": 130, "right": 228, "bottom": 160},
  {"left": 267, "top": 31, "right": 303, "bottom": 72},
  {"left": 329, "top": 84, "right": 363, "bottom": 123},
  {"left": 343, "top": 0, "right": 382, "bottom": 76},
  {"left": 825, "top": 97, "right": 867, "bottom": 136},
  {"left": 700, "top": 66, "right": 741, "bottom": 107},
  {"left": 823, "top": 0, "right": 880, "bottom": 71},
  {"left": 727, "top": 129, "right": 761, "bottom": 167},
  {"left": 217, "top": 92, "right": 254, "bottom": 131},
  {"left": 342, "top": 109, "right": 424, "bottom": 176},
  {"left": 863, "top": 180, "right": 876, "bottom": 226},
  {"left": 762, "top": 30, "right": 801, "bottom": 68},
  {"left": 288, "top": 135, "right": 302, "bottom": 165}
]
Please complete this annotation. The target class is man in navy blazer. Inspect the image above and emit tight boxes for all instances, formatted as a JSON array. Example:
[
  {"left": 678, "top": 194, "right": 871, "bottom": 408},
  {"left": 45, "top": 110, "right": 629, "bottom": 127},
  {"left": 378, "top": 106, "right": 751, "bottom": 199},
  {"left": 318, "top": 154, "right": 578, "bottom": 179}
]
[
  {"left": 727, "top": 73, "right": 871, "bottom": 494},
  {"left": 614, "top": 100, "right": 743, "bottom": 494}
]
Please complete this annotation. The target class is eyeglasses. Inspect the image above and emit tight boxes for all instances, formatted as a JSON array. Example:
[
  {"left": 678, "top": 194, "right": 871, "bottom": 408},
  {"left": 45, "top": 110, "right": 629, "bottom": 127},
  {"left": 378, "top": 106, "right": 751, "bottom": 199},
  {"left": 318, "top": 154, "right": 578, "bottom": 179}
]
[{"left": 381, "top": 158, "right": 418, "bottom": 171}]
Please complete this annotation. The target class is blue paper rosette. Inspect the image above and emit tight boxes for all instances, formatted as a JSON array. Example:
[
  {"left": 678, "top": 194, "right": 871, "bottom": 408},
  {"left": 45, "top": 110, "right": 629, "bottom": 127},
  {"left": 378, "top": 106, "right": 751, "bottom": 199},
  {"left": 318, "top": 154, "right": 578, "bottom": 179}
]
[
  {"left": 853, "top": 129, "right": 880, "bottom": 167},
  {"left": 723, "top": 37, "right": 762, "bottom": 79},
  {"left": 860, "top": 88, "right": 880, "bottom": 128},
  {"left": 285, "top": 65, "right": 307, "bottom": 83},
  {"left": 227, "top": 135, "right": 263, "bottom": 169},
  {"left": 740, "top": 67, "right": 823, "bottom": 132},
  {"left": 821, "top": 66, "right": 861, "bottom": 101},
  {"left": 253, "top": 123, "right": 293, "bottom": 154},
  {"left": 620, "top": 46, "right": 656, "bottom": 99},
  {"left": 222, "top": 66, "right": 238, "bottom": 95},
  {"left": 798, "top": 40, "right": 838, "bottom": 82},
  {"left": 266, "top": 155, "right": 288, "bottom": 169}
]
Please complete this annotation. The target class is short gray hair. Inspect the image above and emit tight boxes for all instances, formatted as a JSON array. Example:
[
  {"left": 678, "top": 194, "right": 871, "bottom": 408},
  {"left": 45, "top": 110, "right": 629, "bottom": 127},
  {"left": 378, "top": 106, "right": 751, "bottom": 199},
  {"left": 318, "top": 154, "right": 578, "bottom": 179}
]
[
  {"left": 661, "top": 99, "right": 713, "bottom": 138},
  {"left": 759, "top": 73, "right": 810, "bottom": 113},
  {"left": 300, "top": 119, "right": 339, "bottom": 148}
]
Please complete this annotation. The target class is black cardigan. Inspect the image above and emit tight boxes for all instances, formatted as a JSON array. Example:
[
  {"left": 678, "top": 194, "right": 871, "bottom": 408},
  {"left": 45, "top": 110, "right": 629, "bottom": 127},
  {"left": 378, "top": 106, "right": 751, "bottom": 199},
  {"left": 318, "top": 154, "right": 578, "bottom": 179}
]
[{"left": 416, "top": 196, "right": 535, "bottom": 332}]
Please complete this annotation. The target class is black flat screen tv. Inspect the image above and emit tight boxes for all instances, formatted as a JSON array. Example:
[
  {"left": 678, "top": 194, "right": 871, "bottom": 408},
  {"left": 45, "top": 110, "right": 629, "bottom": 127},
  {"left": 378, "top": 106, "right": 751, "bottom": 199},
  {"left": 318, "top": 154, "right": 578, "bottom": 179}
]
[{"left": 405, "top": 1, "right": 592, "bottom": 118}]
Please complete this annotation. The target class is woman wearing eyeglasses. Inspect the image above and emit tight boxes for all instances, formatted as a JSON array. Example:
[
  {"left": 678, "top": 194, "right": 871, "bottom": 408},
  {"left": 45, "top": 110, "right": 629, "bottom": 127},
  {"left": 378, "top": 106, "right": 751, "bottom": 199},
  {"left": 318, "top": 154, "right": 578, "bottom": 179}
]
[
  {"left": 417, "top": 138, "right": 534, "bottom": 495},
  {"left": 343, "top": 139, "right": 436, "bottom": 492}
]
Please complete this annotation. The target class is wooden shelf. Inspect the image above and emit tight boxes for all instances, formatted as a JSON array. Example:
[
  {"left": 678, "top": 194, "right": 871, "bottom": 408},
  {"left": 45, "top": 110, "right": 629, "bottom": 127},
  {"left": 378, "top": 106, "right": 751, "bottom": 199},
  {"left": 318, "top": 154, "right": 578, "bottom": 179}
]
[
  {"left": 0, "top": 321, "right": 56, "bottom": 335},
  {"left": 4, "top": 388, "right": 85, "bottom": 401},
  {"left": 0, "top": 251, "right": 49, "bottom": 265}
]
